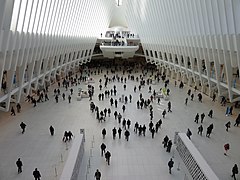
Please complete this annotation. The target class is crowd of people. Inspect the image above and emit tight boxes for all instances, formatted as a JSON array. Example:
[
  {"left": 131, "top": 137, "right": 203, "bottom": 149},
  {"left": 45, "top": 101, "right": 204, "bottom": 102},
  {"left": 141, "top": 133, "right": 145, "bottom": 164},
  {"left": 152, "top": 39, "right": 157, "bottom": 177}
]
[{"left": 5, "top": 61, "right": 240, "bottom": 180}]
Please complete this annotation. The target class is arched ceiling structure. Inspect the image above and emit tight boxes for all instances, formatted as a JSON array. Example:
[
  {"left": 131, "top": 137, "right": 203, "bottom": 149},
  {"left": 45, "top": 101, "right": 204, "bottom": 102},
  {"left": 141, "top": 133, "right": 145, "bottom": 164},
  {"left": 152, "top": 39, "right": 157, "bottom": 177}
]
[{"left": 1, "top": 0, "right": 240, "bottom": 111}]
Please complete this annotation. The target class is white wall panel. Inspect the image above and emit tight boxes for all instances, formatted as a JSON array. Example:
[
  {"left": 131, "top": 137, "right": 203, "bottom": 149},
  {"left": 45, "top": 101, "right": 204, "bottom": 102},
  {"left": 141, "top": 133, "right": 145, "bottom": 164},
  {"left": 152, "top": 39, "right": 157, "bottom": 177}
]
[
  {"left": 0, "top": 0, "right": 115, "bottom": 111},
  {"left": 126, "top": 0, "right": 240, "bottom": 102},
  {"left": 1, "top": 0, "right": 240, "bottom": 110}
]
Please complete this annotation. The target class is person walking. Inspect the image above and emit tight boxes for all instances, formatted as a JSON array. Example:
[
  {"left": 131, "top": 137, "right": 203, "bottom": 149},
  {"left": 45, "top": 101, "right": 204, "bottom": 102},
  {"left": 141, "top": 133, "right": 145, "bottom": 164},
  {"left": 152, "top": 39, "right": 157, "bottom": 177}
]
[
  {"left": 62, "top": 93, "right": 65, "bottom": 100},
  {"left": 108, "top": 108, "right": 111, "bottom": 117},
  {"left": 112, "top": 127, "right": 117, "bottom": 139},
  {"left": 118, "top": 127, "right": 122, "bottom": 139},
  {"left": 198, "top": 93, "right": 202, "bottom": 102},
  {"left": 11, "top": 107, "right": 16, "bottom": 116},
  {"left": 68, "top": 95, "right": 71, "bottom": 103},
  {"left": 225, "top": 106, "right": 231, "bottom": 116},
  {"left": 163, "top": 135, "right": 169, "bottom": 148},
  {"left": 16, "top": 103, "right": 21, "bottom": 113},
  {"left": 94, "top": 169, "right": 101, "bottom": 180},
  {"left": 127, "top": 119, "right": 131, "bottom": 129},
  {"left": 100, "top": 143, "right": 106, "bottom": 156},
  {"left": 149, "top": 121, "right": 154, "bottom": 131},
  {"left": 225, "top": 121, "right": 231, "bottom": 132},
  {"left": 16, "top": 158, "right": 23, "bottom": 174},
  {"left": 206, "top": 124, "right": 214, "bottom": 138},
  {"left": 67, "top": 131, "right": 73, "bottom": 141},
  {"left": 151, "top": 128, "right": 155, "bottom": 139},
  {"left": 49, "top": 126, "right": 54, "bottom": 136},
  {"left": 168, "top": 101, "right": 172, "bottom": 112},
  {"left": 105, "top": 151, "right": 111, "bottom": 165},
  {"left": 104, "top": 108, "right": 107, "bottom": 117},
  {"left": 124, "top": 130, "right": 130, "bottom": 141},
  {"left": 194, "top": 113, "right": 199, "bottom": 123},
  {"left": 129, "top": 94, "right": 132, "bottom": 102},
  {"left": 208, "top": 109, "right": 213, "bottom": 118},
  {"left": 168, "top": 158, "right": 174, "bottom": 174},
  {"left": 197, "top": 125, "right": 203, "bottom": 136},
  {"left": 231, "top": 164, "right": 238, "bottom": 180},
  {"left": 191, "top": 93, "right": 194, "bottom": 101},
  {"left": 229, "top": 106, "right": 233, "bottom": 115},
  {"left": 114, "top": 111, "right": 118, "bottom": 120},
  {"left": 158, "top": 119, "right": 162, "bottom": 129},
  {"left": 62, "top": 131, "right": 68, "bottom": 142},
  {"left": 33, "top": 168, "right": 41, "bottom": 180},
  {"left": 55, "top": 95, "right": 59, "bottom": 103},
  {"left": 166, "top": 140, "right": 172, "bottom": 153},
  {"left": 155, "top": 123, "right": 160, "bottom": 133},
  {"left": 185, "top": 97, "right": 188, "bottom": 105},
  {"left": 122, "top": 118, "right": 126, "bottom": 129},
  {"left": 142, "top": 125, "right": 146, "bottom": 136},
  {"left": 212, "top": 93, "right": 216, "bottom": 102},
  {"left": 134, "top": 122, "right": 139, "bottom": 133},
  {"left": 234, "top": 113, "right": 240, "bottom": 126},
  {"left": 162, "top": 109, "right": 166, "bottom": 118},
  {"left": 20, "top": 122, "right": 26, "bottom": 134},
  {"left": 122, "top": 105, "right": 126, "bottom": 113},
  {"left": 102, "top": 128, "right": 106, "bottom": 139},
  {"left": 186, "top": 128, "right": 192, "bottom": 140},
  {"left": 44, "top": 93, "right": 49, "bottom": 101},
  {"left": 200, "top": 113, "right": 205, "bottom": 123},
  {"left": 118, "top": 113, "right": 122, "bottom": 124},
  {"left": 224, "top": 143, "right": 230, "bottom": 156}
]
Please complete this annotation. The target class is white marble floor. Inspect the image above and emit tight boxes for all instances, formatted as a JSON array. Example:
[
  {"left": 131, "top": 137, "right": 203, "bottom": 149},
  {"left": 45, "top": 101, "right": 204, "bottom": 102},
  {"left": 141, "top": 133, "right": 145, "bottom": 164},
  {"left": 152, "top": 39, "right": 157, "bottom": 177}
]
[{"left": 0, "top": 68, "right": 239, "bottom": 180}]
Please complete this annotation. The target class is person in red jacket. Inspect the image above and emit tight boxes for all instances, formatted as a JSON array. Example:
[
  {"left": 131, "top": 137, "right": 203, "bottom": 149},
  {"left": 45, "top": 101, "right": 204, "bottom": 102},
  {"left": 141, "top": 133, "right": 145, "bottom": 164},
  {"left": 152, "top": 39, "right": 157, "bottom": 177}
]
[{"left": 224, "top": 143, "right": 230, "bottom": 156}]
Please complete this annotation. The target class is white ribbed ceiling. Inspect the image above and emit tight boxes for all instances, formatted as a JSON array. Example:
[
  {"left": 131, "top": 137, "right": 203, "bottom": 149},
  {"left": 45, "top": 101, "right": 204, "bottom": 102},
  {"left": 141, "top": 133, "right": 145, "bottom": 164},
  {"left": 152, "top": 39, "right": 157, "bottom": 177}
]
[
  {"left": 125, "top": 0, "right": 240, "bottom": 47},
  {"left": 9, "top": 0, "right": 115, "bottom": 37},
  {"left": 1, "top": 0, "right": 240, "bottom": 112}
]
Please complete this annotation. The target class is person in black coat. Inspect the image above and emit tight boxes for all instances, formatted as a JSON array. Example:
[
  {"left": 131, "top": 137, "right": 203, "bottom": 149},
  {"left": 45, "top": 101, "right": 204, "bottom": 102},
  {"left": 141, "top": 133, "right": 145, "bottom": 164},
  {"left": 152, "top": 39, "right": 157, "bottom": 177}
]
[
  {"left": 162, "top": 109, "right": 166, "bottom": 118},
  {"left": 206, "top": 124, "right": 214, "bottom": 138},
  {"left": 208, "top": 109, "right": 213, "bottom": 118},
  {"left": 33, "top": 168, "right": 41, "bottom": 180},
  {"left": 11, "top": 107, "right": 16, "bottom": 116},
  {"left": 198, "top": 125, "right": 203, "bottom": 136},
  {"left": 232, "top": 164, "right": 238, "bottom": 180},
  {"left": 166, "top": 140, "right": 172, "bottom": 153},
  {"left": 100, "top": 143, "right": 106, "bottom": 156},
  {"left": 49, "top": 126, "right": 54, "bottom": 136},
  {"left": 124, "top": 130, "right": 130, "bottom": 141},
  {"left": 168, "top": 158, "right": 174, "bottom": 174},
  {"left": 102, "top": 128, "right": 106, "bottom": 139},
  {"left": 20, "top": 122, "right": 26, "bottom": 134},
  {"left": 112, "top": 127, "right": 117, "bottom": 139},
  {"left": 200, "top": 113, "right": 205, "bottom": 123},
  {"left": 163, "top": 135, "right": 169, "bottom": 148},
  {"left": 16, "top": 158, "right": 23, "bottom": 174},
  {"left": 151, "top": 128, "right": 155, "bottom": 139},
  {"left": 234, "top": 114, "right": 240, "bottom": 126},
  {"left": 127, "top": 119, "right": 131, "bottom": 129},
  {"left": 105, "top": 151, "right": 111, "bottom": 165},
  {"left": 186, "top": 128, "right": 192, "bottom": 140},
  {"left": 94, "top": 169, "right": 101, "bottom": 180},
  {"left": 118, "top": 127, "right": 122, "bottom": 139},
  {"left": 225, "top": 121, "right": 231, "bottom": 132},
  {"left": 194, "top": 113, "right": 199, "bottom": 123}
]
